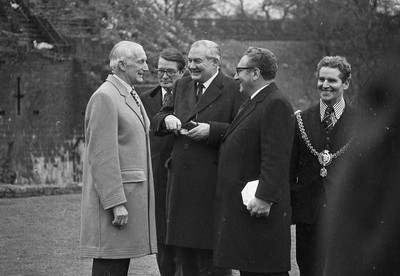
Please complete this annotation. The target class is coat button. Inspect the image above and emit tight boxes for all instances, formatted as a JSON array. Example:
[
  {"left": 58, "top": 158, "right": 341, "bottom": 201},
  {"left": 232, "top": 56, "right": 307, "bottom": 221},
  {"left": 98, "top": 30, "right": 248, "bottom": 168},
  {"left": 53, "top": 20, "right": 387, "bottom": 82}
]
[{"left": 183, "top": 144, "right": 189, "bottom": 149}]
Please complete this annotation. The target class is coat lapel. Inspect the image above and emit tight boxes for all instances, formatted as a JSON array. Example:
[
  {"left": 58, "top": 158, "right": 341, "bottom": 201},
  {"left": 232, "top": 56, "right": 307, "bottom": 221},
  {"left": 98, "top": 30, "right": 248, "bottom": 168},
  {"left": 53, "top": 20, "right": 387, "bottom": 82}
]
[
  {"left": 185, "top": 80, "right": 197, "bottom": 112},
  {"left": 308, "top": 105, "right": 324, "bottom": 151},
  {"left": 187, "top": 72, "right": 224, "bottom": 121},
  {"left": 148, "top": 86, "right": 163, "bottom": 116},
  {"left": 106, "top": 75, "right": 146, "bottom": 129},
  {"left": 223, "top": 83, "right": 276, "bottom": 140}
]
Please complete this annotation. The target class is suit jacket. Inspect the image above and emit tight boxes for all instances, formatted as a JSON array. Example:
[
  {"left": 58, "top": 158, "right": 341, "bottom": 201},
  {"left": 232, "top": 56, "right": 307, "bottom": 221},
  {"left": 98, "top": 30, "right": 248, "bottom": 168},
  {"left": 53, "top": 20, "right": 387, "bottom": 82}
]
[
  {"left": 290, "top": 103, "right": 357, "bottom": 224},
  {"left": 152, "top": 72, "right": 245, "bottom": 249},
  {"left": 214, "top": 83, "right": 294, "bottom": 272},
  {"left": 80, "top": 74, "right": 157, "bottom": 258},
  {"left": 140, "top": 86, "right": 174, "bottom": 244}
]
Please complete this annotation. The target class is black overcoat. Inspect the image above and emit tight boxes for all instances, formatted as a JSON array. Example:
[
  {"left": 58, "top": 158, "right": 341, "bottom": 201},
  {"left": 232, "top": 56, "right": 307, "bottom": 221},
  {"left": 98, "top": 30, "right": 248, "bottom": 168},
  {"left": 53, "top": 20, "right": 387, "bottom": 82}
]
[
  {"left": 214, "top": 83, "right": 294, "bottom": 273},
  {"left": 140, "top": 86, "right": 174, "bottom": 244},
  {"left": 152, "top": 72, "right": 244, "bottom": 249}
]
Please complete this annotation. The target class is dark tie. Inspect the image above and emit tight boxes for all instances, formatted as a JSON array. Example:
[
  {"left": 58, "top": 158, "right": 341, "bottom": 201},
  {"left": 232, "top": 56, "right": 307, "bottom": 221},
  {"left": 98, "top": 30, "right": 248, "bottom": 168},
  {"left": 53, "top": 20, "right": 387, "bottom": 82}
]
[
  {"left": 237, "top": 97, "right": 250, "bottom": 116},
  {"left": 322, "top": 106, "right": 334, "bottom": 132},
  {"left": 196, "top": 83, "right": 204, "bottom": 102},
  {"left": 162, "top": 90, "right": 172, "bottom": 106}
]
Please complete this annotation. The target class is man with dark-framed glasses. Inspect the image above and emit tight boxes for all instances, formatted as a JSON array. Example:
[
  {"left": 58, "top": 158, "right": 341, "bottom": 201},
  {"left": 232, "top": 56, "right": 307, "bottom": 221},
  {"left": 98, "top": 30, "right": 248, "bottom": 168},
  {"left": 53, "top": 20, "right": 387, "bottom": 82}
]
[{"left": 140, "top": 48, "right": 186, "bottom": 276}]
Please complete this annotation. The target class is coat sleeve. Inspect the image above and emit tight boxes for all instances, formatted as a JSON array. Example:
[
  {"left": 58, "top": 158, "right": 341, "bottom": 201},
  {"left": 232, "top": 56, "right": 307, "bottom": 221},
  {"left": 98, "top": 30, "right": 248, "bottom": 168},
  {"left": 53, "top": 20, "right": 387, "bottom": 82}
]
[
  {"left": 255, "top": 97, "right": 295, "bottom": 204},
  {"left": 86, "top": 92, "right": 127, "bottom": 210}
]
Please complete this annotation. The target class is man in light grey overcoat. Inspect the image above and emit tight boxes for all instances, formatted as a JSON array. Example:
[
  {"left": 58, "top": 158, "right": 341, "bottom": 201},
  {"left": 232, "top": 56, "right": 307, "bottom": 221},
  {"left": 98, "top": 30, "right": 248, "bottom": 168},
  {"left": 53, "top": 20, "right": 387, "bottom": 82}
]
[{"left": 80, "top": 41, "right": 157, "bottom": 276}]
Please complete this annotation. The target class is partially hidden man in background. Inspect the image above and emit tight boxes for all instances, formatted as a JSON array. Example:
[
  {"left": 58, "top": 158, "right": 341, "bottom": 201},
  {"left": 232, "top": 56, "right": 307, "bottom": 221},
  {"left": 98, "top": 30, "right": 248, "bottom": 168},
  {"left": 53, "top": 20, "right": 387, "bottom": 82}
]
[
  {"left": 140, "top": 48, "right": 186, "bottom": 276},
  {"left": 214, "top": 47, "right": 295, "bottom": 276},
  {"left": 80, "top": 41, "right": 157, "bottom": 276},
  {"left": 152, "top": 40, "right": 245, "bottom": 276},
  {"left": 290, "top": 56, "right": 357, "bottom": 276}
]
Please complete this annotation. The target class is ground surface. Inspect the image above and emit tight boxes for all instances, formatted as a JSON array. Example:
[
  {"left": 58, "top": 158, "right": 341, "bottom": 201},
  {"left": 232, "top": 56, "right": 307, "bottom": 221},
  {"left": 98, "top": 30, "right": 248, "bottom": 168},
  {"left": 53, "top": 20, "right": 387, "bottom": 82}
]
[{"left": 0, "top": 194, "right": 299, "bottom": 275}]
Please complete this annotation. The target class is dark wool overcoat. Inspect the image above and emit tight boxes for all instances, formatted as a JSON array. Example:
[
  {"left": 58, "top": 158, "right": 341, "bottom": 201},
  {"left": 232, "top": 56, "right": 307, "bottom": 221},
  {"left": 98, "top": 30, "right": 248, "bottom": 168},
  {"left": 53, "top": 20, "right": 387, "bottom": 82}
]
[
  {"left": 214, "top": 83, "right": 295, "bottom": 273},
  {"left": 140, "top": 86, "right": 175, "bottom": 244},
  {"left": 152, "top": 72, "right": 244, "bottom": 249}
]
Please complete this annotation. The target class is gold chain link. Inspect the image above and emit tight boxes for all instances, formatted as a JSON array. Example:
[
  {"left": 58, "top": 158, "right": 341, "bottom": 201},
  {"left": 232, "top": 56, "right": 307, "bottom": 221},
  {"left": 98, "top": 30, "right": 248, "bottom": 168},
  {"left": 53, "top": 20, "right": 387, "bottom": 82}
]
[{"left": 294, "top": 110, "right": 353, "bottom": 159}]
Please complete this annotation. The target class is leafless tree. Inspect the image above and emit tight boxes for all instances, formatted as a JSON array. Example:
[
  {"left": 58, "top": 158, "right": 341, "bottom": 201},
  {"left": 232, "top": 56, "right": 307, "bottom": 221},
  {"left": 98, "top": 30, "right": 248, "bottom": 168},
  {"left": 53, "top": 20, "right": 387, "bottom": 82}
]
[{"left": 151, "top": 0, "right": 217, "bottom": 20}]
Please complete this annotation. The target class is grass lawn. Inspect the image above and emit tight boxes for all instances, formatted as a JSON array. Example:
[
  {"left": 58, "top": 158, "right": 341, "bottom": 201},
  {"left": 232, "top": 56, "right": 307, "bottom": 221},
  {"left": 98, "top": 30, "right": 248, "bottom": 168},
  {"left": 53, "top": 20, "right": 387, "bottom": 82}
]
[{"left": 0, "top": 194, "right": 299, "bottom": 275}]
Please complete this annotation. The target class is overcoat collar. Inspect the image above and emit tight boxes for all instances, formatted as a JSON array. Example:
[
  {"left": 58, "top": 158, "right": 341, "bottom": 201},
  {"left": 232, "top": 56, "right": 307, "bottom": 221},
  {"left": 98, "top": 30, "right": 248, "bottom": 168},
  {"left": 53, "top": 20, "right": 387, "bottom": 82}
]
[
  {"left": 223, "top": 82, "right": 278, "bottom": 140},
  {"left": 186, "top": 71, "right": 225, "bottom": 121},
  {"left": 105, "top": 74, "right": 148, "bottom": 129},
  {"left": 147, "top": 85, "right": 163, "bottom": 115}
]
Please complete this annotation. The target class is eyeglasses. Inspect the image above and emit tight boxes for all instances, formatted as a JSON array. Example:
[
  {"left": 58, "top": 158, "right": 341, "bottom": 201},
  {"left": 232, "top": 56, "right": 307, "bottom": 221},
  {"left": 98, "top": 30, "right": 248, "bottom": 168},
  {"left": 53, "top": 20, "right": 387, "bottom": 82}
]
[
  {"left": 235, "top": 67, "right": 255, "bottom": 74},
  {"left": 156, "top": 69, "right": 178, "bottom": 77}
]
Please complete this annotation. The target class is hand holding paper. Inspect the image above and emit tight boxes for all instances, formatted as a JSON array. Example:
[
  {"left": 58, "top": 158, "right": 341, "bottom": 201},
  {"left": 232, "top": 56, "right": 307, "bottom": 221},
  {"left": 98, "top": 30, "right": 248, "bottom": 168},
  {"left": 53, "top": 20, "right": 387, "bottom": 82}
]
[
  {"left": 241, "top": 180, "right": 272, "bottom": 217},
  {"left": 241, "top": 180, "right": 259, "bottom": 207}
]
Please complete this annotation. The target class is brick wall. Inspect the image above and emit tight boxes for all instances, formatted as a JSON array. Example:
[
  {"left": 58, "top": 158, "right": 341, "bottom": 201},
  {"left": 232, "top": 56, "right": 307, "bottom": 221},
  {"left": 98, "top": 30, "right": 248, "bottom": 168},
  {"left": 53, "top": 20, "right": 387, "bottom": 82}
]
[
  {"left": 0, "top": 38, "right": 159, "bottom": 185},
  {"left": 0, "top": 51, "right": 91, "bottom": 185}
]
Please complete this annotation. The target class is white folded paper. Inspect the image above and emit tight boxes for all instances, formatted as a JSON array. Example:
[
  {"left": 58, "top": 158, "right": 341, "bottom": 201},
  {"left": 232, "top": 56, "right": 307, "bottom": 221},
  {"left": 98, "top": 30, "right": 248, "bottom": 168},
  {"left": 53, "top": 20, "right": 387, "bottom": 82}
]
[{"left": 241, "top": 180, "right": 259, "bottom": 207}]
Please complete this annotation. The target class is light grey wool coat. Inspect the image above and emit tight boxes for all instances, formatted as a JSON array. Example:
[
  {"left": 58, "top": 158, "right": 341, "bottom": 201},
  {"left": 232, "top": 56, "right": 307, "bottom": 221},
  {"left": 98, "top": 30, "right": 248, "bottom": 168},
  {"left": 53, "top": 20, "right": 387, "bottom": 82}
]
[{"left": 80, "top": 74, "right": 157, "bottom": 259}]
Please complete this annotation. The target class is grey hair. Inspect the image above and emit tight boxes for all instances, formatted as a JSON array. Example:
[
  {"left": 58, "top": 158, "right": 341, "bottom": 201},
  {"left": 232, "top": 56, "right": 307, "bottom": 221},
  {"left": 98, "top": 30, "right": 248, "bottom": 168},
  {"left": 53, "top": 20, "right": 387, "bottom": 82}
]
[
  {"left": 191, "top": 40, "right": 221, "bottom": 62},
  {"left": 109, "top": 41, "right": 143, "bottom": 72}
]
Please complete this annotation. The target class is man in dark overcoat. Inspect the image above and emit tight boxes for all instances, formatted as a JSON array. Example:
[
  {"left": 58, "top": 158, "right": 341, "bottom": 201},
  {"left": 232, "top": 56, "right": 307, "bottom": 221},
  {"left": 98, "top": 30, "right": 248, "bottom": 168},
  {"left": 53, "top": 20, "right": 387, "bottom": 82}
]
[
  {"left": 140, "top": 48, "right": 185, "bottom": 276},
  {"left": 214, "top": 47, "right": 294, "bottom": 276},
  {"left": 290, "top": 56, "right": 357, "bottom": 276},
  {"left": 152, "top": 40, "right": 245, "bottom": 275}
]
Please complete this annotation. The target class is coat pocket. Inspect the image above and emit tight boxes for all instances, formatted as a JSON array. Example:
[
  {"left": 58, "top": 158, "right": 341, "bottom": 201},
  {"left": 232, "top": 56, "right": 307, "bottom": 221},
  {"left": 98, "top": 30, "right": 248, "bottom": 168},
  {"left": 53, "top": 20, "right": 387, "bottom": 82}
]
[{"left": 121, "top": 169, "right": 146, "bottom": 184}]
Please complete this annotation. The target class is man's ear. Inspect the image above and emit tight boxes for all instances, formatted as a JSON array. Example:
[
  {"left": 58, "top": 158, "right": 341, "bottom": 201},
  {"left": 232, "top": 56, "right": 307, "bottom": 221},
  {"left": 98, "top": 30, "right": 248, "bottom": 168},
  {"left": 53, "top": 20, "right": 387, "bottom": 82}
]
[
  {"left": 118, "top": 60, "right": 126, "bottom": 72},
  {"left": 210, "top": 58, "right": 219, "bottom": 68},
  {"left": 253, "top": 68, "right": 261, "bottom": 80},
  {"left": 343, "top": 78, "right": 350, "bottom": 90}
]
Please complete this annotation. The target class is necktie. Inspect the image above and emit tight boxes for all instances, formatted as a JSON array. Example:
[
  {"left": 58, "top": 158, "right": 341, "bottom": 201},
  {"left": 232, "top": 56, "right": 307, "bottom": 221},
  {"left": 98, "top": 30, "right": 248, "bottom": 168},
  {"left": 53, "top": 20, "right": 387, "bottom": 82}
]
[
  {"left": 130, "top": 88, "right": 143, "bottom": 116},
  {"left": 322, "top": 106, "right": 335, "bottom": 132},
  {"left": 162, "top": 90, "right": 172, "bottom": 106},
  {"left": 196, "top": 83, "right": 204, "bottom": 102}
]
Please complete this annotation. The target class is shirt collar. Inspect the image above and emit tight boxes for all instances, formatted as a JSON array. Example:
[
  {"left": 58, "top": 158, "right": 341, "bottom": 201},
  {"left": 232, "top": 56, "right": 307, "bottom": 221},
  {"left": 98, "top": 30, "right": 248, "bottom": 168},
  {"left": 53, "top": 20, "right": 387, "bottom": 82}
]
[
  {"left": 250, "top": 83, "right": 271, "bottom": 100},
  {"left": 161, "top": 87, "right": 171, "bottom": 98},
  {"left": 113, "top": 74, "right": 133, "bottom": 92},
  {"left": 199, "top": 69, "right": 219, "bottom": 92},
  {"left": 320, "top": 97, "right": 346, "bottom": 120}
]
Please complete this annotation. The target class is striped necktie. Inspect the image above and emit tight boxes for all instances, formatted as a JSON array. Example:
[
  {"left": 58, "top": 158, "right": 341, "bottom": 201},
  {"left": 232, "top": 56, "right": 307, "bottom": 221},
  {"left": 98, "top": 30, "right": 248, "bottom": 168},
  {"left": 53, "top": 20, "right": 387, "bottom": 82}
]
[
  {"left": 322, "top": 106, "right": 335, "bottom": 132},
  {"left": 162, "top": 90, "right": 172, "bottom": 106},
  {"left": 130, "top": 88, "right": 143, "bottom": 116}
]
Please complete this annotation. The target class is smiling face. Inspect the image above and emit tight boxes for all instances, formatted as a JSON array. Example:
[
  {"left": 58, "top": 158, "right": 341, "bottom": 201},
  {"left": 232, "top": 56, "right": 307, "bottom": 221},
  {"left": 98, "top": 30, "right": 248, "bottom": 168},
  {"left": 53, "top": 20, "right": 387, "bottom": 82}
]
[
  {"left": 187, "top": 45, "right": 218, "bottom": 83},
  {"left": 318, "top": 66, "right": 349, "bottom": 106},
  {"left": 123, "top": 47, "right": 148, "bottom": 85},
  {"left": 234, "top": 55, "right": 256, "bottom": 97}
]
